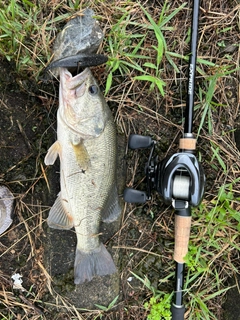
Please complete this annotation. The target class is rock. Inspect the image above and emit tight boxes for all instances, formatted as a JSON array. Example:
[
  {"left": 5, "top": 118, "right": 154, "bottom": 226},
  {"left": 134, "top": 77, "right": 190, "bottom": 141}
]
[
  {"left": 53, "top": 8, "right": 104, "bottom": 62},
  {"left": 46, "top": 8, "right": 105, "bottom": 78}
]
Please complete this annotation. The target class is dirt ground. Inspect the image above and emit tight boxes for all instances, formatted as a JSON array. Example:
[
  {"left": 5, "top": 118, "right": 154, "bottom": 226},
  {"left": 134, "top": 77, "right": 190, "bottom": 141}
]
[{"left": 0, "top": 1, "right": 240, "bottom": 319}]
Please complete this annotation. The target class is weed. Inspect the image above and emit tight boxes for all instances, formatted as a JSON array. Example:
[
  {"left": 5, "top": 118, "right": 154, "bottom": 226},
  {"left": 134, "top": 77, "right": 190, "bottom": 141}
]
[
  {"left": 209, "top": 179, "right": 240, "bottom": 232},
  {"left": 131, "top": 272, "right": 172, "bottom": 319},
  {"left": 144, "top": 295, "right": 172, "bottom": 320},
  {"left": 196, "top": 64, "right": 238, "bottom": 137},
  {"left": 0, "top": 0, "right": 41, "bottom": 72},
  {"left": 210, "top": 142, "right": 227, "bottom": 173},
  {"left": 95, "top": 295, "right": 119, "bottom": 312}
]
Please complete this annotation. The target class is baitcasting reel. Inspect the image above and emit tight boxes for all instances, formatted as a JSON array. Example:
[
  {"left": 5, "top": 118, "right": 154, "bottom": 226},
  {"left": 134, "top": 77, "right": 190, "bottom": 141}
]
[{"left": 124, "top": 134, "right": 205, "bottom": 210}]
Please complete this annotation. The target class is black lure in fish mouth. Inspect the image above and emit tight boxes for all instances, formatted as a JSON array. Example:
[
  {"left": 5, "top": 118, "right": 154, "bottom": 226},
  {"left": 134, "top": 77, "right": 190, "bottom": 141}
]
[{"left": 44, "top": 53, "right": 108, "bottom": 74}]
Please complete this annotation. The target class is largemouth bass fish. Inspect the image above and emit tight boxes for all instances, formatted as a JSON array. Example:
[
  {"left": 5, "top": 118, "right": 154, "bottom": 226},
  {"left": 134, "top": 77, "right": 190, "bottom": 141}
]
[{"left": 45, "top": 68, "right": 121, "bottom": 284}]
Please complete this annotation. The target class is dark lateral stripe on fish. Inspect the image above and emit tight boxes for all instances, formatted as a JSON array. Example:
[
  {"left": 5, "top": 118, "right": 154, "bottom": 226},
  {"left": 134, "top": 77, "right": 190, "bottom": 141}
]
[{"left": 44, "top": 54, "right": 108, "bottom": 72}]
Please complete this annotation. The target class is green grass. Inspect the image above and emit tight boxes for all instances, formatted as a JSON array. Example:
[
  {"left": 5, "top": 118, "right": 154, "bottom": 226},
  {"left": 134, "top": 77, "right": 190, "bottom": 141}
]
[
  {"left": 104, "top": 1, "right": 187, "bottom": 96},
  {"left": 196, "top": 64, "right": 239, "bottom": 137},
  {"left": 0, "top": 0, "right": 76, "bottom": 76}
]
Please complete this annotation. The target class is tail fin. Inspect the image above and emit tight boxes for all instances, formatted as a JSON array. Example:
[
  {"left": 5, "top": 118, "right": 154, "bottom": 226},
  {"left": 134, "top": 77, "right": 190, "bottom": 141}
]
[{"left": 74, "top": 243, "right": 117, "bottom": 284}]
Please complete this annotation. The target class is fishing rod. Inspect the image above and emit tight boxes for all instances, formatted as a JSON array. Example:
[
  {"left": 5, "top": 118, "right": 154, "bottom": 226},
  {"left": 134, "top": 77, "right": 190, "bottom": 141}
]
[{"left": 123, "top": 0, "right": 205, "bottom": 319}]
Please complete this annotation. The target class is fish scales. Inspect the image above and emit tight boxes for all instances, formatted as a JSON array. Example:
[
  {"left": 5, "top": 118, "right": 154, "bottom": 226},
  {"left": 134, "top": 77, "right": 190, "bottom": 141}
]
[
  {"left": 59, "top": 118, "right": 117, "bottom": 251},
  {"left": 45, "top": 68, "right": 121, "bottom": 284}
]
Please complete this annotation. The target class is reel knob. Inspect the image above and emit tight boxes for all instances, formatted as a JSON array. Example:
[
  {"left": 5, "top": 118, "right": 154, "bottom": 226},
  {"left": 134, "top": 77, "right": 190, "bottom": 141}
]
[
  {"left": 128, "top": 134, "right": 153, "bottom": 149},
  {"left": 123, "top": 188, "right": 148, "bottom": 203}
]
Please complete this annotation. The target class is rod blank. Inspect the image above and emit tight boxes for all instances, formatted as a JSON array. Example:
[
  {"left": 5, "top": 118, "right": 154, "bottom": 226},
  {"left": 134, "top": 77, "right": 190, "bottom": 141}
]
[{"left": 184, "top": 0, "right": 200, "bottom": 134}]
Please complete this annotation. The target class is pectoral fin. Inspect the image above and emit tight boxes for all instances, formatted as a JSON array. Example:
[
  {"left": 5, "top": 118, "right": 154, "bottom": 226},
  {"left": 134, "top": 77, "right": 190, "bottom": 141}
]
[
  {"left": 72, "top": 142, "right": 90, "bottom": 171},
  {"left": 44, "top": 141, "right": 61, "bottom": 165},
  {"left": 47, "top": 192, "right": 74, "bottom": 230}
]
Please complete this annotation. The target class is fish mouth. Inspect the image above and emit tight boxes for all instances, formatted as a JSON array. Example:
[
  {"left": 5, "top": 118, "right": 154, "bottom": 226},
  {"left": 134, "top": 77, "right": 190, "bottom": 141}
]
[
  {"left": 60, "top": 67, "right": 94, "bottom": 106},
  {"left": 59, "top": 68, "right": 91, "bottom": 128},
  {"left": 60, "top": 67, "right": 92, "bottom": 91}
]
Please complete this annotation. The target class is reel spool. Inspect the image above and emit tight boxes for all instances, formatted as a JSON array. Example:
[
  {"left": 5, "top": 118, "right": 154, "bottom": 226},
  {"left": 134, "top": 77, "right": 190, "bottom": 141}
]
[{"left": 173, "top": 175, "right": 190, "bottom": 200}]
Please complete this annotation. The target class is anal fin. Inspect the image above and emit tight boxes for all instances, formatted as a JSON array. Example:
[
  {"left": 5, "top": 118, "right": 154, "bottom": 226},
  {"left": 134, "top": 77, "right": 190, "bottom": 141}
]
[
  {"left": 102, "top": 184, "right": 121, "bottom": 223},
  {"left": 47, "top": 192, "right": 74, "bottom": 230}
]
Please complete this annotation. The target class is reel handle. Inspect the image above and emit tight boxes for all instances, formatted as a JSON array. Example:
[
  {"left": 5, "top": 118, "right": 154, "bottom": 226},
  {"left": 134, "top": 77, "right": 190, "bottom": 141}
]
[
  {"left": 123, "top": 188, "right": 148, "bottom": 203},
  {"left": 128, "top": 134, "right": 153, "bottom": 149}
]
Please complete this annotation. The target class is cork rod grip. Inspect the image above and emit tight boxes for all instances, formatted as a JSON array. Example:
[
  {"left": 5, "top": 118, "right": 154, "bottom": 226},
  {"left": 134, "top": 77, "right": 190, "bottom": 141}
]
[
  {"left": 174, "top": 215, "right": 192, "bottom": 263},
  {"left": 179, "top": 138, "right": 196, "bottom": 150}
]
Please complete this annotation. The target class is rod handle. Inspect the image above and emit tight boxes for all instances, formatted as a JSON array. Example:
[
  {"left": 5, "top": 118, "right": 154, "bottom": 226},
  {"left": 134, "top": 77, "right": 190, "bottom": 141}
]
[
  {"left": 174, "top": 215, "right": 191, "bottom": 263},
  {"left": 171, "top": 303, "right": 185, "bottom": 320},
  {"left": 179, "top": 138, "right": 196, "bottom": 150}
]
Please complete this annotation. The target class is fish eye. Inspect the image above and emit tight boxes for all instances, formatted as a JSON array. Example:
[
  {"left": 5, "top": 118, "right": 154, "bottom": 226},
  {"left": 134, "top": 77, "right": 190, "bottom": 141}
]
[{"left": 89, "top": 85, "right": 98, "bottom": 95}]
